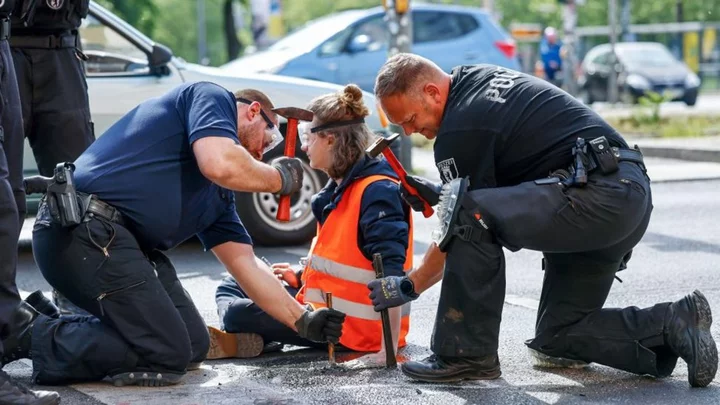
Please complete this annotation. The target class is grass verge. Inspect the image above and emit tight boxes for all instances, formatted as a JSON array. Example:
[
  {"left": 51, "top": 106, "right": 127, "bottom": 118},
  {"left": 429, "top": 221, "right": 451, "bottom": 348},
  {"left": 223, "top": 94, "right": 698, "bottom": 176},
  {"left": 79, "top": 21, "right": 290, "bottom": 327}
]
[{"left": 606, "top": 115, "right": 720, "bottom": 138}]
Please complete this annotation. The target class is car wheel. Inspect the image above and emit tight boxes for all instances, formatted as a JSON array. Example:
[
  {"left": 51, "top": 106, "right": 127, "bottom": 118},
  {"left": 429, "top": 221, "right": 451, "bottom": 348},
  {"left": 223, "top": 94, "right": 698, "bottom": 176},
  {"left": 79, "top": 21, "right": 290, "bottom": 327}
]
[
  {"left": 684, "top": 95, "right": 697, "bottom": 107},
  {"left": 235, "top": 158, "right": 327, "bottom": 246}
]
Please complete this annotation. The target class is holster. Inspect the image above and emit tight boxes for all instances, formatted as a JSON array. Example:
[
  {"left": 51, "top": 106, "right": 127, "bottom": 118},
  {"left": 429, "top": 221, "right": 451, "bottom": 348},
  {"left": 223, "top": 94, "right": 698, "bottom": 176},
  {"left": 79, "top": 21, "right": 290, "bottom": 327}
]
[{"left": 534, "top": 136, "right": 646, "bottom": 189}]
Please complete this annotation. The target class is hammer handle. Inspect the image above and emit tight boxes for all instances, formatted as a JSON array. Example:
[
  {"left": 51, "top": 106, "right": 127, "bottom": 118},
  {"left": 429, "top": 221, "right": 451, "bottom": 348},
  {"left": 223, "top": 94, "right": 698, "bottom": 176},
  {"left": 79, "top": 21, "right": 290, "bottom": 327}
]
[
  {"left": 325, "top": 292, "right": 336, "bottom": 365},
  {"left": 276, "top": 118, "right": 298, "bottom": 222},
  {"left": 372, "top": 253, "right": 397, "bottom": 368},
  {"left": 381, "top": 149, "right": 434, "bottom": 218}
]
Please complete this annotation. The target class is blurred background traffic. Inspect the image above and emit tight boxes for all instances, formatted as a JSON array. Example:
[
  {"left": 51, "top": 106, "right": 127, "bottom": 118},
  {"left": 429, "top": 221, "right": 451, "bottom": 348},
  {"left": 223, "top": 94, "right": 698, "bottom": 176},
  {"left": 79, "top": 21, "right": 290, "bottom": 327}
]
[{"left": 94, "top": 0, "right": 720, "bottom": 98}]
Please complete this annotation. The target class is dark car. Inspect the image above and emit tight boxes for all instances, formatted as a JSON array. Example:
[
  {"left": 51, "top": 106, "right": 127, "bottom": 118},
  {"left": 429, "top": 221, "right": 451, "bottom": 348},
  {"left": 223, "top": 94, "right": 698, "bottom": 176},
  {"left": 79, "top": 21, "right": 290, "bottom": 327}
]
[{"left": 578, "top": 42, "right": 701, "bottom": 106}]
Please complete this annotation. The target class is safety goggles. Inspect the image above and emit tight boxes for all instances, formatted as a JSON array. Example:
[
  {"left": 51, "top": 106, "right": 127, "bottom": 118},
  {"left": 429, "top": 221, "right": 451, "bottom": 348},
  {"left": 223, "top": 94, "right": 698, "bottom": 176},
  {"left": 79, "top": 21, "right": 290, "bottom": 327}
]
[
  {"left": 236, "top": 97, "right": 283, "bottom": 154},
  {"left": 297, "top": 118, "right": 366, "bottom": 148}
]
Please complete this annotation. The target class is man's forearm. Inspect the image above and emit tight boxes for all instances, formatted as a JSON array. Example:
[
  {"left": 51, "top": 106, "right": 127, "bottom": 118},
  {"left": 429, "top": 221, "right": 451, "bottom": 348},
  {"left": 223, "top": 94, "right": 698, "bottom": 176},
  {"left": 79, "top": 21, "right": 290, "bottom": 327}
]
[
  {"left": 215, "top": 145, "right": 283, "bottom": 193},
  {"left": 407, "top": 242, "right": 446, "bottom": 294},
  {"left": 233, "top": 262, "right": 306, "bottom": 330}
]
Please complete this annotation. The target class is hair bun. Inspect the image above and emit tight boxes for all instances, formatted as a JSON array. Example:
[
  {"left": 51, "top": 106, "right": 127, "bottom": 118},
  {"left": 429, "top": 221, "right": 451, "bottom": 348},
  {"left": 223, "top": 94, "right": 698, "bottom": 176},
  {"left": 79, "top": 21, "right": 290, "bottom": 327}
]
[
  {"left": 340, "top": 84, "right": 369, "bottom": 118},
  {"left": 343, "top": 84, "right": 363, "bottom": 102}
]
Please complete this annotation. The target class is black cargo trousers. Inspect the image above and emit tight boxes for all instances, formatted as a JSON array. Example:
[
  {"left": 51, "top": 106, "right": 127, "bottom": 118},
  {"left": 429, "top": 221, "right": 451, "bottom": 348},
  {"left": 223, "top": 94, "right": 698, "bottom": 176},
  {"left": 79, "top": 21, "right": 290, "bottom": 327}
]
[
  {"left": 432, "top": 160, "right": 681, "bottom": 377},
  {"left": 0, "top": 24, "right": 26, "bottom": 357},
  {"left": 11, "top": 30, "right": 95, "bottom": 177},
  {"left": 29, "top": 202, "right": 209, "bottom": 385}
]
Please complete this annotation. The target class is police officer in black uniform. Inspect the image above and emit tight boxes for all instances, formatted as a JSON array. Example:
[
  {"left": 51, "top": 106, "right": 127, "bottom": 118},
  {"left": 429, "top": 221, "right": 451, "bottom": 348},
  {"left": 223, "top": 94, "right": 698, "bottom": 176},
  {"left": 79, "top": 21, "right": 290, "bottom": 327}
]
[
  {"left": 10, "top": 0, "right": 93, "bottom": 178},
  {"left": 368, "top": 53, "right": 718, "bottom": 387},
  {"left": 10, "top": 0, "right": 94, "bottom": 315},
  {"left": 0, "top": 1, "right": 60, "bottom": 403}
]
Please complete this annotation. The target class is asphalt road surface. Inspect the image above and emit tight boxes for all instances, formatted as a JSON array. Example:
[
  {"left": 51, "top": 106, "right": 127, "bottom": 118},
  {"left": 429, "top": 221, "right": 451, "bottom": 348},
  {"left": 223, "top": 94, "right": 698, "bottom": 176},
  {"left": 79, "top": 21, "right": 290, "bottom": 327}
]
[{"left": 7, "top": 162, "right": 720, "bottom": 405}]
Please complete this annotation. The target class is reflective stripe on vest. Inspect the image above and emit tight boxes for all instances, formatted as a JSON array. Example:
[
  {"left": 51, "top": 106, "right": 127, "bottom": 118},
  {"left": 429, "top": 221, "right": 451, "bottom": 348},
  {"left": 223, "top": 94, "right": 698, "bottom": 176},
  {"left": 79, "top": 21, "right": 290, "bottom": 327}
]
[
  {"left": 308, "top": 255, "right": 377, "bottom": 285},
  {"left": 304, "top": 288, "right": 411, "bottom": 321},
  {"left": 295, "top": 174, "right": 414, "bottom": 352}
]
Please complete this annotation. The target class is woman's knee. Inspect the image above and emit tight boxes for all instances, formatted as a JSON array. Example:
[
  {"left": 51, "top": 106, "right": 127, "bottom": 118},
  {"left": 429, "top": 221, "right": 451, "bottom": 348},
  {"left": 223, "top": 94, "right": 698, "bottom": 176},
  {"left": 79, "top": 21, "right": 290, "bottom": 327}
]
[{"left": 221, "top": 298, "right": 257, "bottom": 333}]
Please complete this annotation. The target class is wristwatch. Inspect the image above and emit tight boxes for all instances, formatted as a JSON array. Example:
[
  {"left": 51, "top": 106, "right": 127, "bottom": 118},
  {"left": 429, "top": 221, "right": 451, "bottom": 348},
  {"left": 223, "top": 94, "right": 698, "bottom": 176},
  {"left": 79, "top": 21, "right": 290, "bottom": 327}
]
[{"left": 400, "top": 277, "right": 420, "bottom": 299}]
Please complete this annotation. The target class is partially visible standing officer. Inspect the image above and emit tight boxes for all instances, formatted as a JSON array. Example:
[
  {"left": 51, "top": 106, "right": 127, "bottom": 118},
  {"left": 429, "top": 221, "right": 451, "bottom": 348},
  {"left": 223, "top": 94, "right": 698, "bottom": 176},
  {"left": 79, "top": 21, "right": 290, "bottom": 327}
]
[
  {"left": 10, "top": 0, "right": 94, "bottom": 315},
  {"left": 10, "top": 0, "right": 93, "bottom": 178},
  {"left": 0, "top": 0, "right": 60, "bottom": 403}
]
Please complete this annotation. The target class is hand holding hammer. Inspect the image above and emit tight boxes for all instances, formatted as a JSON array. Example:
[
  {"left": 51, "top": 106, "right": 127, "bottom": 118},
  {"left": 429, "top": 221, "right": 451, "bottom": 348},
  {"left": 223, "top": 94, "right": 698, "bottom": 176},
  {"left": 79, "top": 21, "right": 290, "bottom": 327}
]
[
  {"left": 271, "top": 107, "right": 314, "bottom": 222},
  {"left": 366, "top": 133, "right": 434, "bottom": 218}
]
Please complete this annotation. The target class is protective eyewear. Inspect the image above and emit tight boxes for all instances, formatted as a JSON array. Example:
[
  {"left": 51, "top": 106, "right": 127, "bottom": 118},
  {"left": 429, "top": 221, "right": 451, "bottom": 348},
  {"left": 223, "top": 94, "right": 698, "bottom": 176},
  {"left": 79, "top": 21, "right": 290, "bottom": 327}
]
[
  {"left": 298, "top": 121, "right": 313, "bottom": 148},
  {"left": 298, "top": 118, "right": 366, "bottom": 148},
  {"left": 236, "top": 97, "right": 283, "bottom": 154}
]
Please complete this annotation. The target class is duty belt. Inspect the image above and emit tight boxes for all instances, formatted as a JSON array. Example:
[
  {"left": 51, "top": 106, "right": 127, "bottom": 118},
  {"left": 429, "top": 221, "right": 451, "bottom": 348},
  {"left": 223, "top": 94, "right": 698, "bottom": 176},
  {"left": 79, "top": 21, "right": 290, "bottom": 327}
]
[
  {"left": 536, "top": 138, "right": 646, "bottom": 188},
  {"left": 10, "top": 33, "right": 78, "bottom": 49},
  {"left": 0, "top": 18, "right": 9, "bottom": 41},
  {"left": 82, "top": 194, "right": 126, "bottom": 227},
  {"left": 596, "top": 147, "right": 644, "bottom": 170}
]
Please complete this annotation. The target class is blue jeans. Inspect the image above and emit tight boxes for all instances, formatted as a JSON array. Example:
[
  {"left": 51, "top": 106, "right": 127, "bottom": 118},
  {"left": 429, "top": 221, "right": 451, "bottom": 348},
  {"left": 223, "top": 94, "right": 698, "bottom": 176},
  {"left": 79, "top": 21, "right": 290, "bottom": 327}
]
[{"left": 215, "top": 276, "right": 325, "bottom": 349}]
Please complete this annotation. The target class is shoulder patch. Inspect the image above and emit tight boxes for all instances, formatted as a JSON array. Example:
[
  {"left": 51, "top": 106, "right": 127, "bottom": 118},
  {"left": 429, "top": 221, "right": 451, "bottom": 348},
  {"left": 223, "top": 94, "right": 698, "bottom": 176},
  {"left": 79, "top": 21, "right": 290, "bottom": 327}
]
[
  {"left": 47, "top": 0, "right": 64, "bottom": 10},
  {"left": 437, "top": 158, "right": 459, "bottom": 183}
]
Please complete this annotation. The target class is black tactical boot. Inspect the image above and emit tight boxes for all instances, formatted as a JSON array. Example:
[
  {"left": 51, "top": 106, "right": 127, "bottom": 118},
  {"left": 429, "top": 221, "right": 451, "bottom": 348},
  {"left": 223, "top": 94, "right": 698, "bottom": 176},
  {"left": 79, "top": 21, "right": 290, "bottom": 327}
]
[
  {"left": 24, "top": 292, "right": 60, "bottom": 319},
  {"left": 527, "top": 347, "right": 589, "bottom": 369},
  {"left": 0, "top": 370, "right": 60, "bottom": 405},
  {"left": 1, "top": 302, "right": 39, "bottom": 366},
  {"left": 664, "top": 290, "right": 718, "bottom": 387},
  {"left": 52, "top": 289, "right": 90, "bottom": 316},
  {"left": 109, "top": 369, "right": 185, "bottom": 387},
  {"left": 401, "top": 353, "right": 501, "bottom": 383}
]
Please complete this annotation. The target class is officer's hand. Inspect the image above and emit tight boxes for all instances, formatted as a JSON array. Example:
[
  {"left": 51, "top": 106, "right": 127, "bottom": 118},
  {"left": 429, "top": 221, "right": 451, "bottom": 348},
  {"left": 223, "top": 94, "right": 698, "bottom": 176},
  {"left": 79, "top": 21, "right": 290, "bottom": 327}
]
[
  {"left": 400, "top": 175, "right": 442, "bottom": 211},
  {"left": 367, "top": 276, "right": 418, "bottom": 312},
  {"left": 272, "top": 263, "right": 301, "bottom": 288},
  {"left": 272, "top": 157, "right": 304, "bottom": 195},
  {"left": 295, "top": 308, "right": 346, "bottom": 344}
]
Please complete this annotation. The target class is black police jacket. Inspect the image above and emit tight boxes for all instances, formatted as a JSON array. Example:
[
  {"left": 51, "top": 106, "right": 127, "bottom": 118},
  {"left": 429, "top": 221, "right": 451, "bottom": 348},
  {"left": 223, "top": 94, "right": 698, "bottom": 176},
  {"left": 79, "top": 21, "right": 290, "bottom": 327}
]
[{"left": 11, "top": 0, "right": 89, "bottom": 34}]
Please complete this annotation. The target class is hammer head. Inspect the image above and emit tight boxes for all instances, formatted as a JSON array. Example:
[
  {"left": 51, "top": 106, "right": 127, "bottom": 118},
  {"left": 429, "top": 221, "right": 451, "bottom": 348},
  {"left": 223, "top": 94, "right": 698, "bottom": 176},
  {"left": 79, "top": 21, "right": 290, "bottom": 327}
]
[
  {"left": 366, "top": 133, "right": 400, "bottom": 158},
  {"left": 271, "top": 106, "right": 314, "bottom": 122}
]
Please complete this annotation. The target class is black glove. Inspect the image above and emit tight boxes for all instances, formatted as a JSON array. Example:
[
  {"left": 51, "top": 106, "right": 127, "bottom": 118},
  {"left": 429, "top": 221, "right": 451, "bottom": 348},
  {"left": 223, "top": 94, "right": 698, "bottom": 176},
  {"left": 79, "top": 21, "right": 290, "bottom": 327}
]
[
  {"left": 367, "top": 276, "right": 419, "bottom": 311},
  {"left": 272, "top": 157, "right": 304, "bottom": 195},
  {"left": 295, "top": 308, "right": 346, "bottom": 344},
  {"left": 400, "top": 175, "right": 442, "bottom": 212}
]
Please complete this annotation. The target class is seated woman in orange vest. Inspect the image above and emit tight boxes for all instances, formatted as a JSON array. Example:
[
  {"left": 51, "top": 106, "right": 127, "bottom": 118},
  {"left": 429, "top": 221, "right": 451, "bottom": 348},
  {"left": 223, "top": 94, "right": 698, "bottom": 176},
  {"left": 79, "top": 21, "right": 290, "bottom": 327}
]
[{"left": 209, "top": 84, "right": 413, "bottom": 358}]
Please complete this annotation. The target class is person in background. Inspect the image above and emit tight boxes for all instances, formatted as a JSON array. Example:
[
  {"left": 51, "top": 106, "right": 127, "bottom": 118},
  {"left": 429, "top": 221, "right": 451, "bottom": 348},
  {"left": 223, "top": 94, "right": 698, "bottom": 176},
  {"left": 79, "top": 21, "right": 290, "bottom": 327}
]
[{"left": 539, "top": 26, "right": 563, "bottom": 85}]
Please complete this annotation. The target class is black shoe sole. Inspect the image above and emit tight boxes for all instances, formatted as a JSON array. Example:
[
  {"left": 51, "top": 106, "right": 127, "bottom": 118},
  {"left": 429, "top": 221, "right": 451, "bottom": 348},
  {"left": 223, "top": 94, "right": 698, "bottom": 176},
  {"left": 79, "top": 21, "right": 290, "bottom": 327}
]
[
  {"left": 111, "top": 371, "right": 184, "bottom": 387},
  {"left": 26, "top": 394, "right": 61, "bottom": 405},
  {"left": 401, "top": 364, "right": 501, "bottom": 383},
  {"left": 689, "top": 290, "right": 718, "bottom": 388}
]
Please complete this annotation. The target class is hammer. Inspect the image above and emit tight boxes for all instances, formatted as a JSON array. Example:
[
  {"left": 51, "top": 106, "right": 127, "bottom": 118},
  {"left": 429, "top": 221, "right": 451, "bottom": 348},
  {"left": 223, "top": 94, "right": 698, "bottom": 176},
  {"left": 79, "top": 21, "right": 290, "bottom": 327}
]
[
  {"left": 271, "top": 107, "right": 314, "bottom": 222},
  {"left": 372, "top": 253, "right": 397, "bottom": 368},
  {"left": 366, "top": 133, "right": 434, "bottom": 218}
]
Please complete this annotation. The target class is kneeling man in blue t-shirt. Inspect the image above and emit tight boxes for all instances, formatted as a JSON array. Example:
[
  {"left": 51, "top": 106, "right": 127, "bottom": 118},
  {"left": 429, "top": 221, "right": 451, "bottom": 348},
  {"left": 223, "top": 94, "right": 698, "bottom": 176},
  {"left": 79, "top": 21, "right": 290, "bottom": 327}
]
[{"left": 1, "top": 82, "right": 346, "bottom": 387}]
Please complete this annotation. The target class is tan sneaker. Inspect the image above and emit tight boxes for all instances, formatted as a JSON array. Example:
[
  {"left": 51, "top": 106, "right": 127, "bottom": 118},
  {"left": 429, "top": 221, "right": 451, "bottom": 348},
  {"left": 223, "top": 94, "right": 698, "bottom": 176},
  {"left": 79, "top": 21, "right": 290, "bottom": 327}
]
[{"left": 207, "top": 326, "right": 264, "bottom": 359}]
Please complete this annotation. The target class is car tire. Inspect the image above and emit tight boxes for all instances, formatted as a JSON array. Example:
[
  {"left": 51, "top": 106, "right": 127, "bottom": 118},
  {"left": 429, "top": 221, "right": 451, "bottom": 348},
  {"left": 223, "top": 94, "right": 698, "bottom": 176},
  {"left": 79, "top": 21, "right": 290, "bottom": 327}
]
[
  {"left": 684, "top": 95, "right": 697, "bottom": 107},
  {"left": 234, "top": 145, "right": 327, "bottom": 247}
]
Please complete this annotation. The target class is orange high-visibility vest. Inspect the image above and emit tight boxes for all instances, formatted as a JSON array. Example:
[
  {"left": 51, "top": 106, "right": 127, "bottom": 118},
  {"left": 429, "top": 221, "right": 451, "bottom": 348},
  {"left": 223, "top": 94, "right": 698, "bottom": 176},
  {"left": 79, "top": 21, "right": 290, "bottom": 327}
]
[{"left": 295, "top": 174, "right": 413, "bottom": 352}]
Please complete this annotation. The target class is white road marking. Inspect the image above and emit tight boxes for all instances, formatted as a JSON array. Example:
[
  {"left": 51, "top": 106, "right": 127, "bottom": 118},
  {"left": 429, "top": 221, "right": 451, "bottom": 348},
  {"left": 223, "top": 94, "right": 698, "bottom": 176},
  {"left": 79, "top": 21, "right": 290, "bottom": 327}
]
[{"left": 504, "top": 294, "right": 540, "bottom": 311}]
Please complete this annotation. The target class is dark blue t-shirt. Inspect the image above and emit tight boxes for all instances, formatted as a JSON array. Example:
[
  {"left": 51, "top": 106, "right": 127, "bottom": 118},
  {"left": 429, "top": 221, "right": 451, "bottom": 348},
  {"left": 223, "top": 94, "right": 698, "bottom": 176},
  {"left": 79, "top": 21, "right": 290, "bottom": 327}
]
[{"left": 74, "top": 81, "right": 252, "bottom": 252}]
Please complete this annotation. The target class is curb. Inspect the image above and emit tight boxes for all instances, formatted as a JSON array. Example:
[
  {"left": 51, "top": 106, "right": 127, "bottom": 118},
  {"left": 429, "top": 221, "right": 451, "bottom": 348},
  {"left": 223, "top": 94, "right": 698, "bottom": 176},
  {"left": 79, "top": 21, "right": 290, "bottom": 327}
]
[{"left": 636, "top": 146, "right": 720, "bottom": 163}]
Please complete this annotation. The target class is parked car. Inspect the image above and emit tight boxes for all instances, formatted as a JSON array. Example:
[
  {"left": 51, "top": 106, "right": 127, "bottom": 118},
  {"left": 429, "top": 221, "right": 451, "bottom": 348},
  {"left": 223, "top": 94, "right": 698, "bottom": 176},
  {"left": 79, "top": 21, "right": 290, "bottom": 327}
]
[
  {"left": 578, "top": 42, "right": 701, "bottom": 106},
  {"left": 220, "top": 4, "right": 521, "bottom": 93},
  {"left": 21, "top": 1, "right": 388, "bottom": 246}
]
